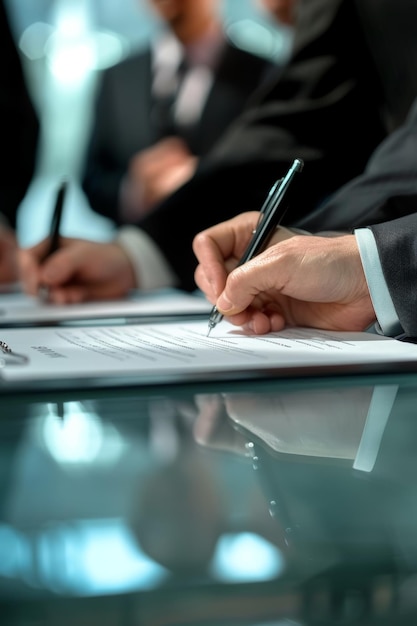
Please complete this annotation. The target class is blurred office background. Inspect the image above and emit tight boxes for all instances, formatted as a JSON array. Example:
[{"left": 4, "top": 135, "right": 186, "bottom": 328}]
[
  {"left": 1, "top": 1, "right": 293, "bottom": 596},
  {"left": 5, "top": 0, "right": 293, "bottom": 246}
]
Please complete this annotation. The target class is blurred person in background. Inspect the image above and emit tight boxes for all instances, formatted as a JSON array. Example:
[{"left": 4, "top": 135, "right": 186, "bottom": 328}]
[
  {"left": 81, "top": 0, "right": 284, "bottom": 226},
  {"left": 0, "top": 0, "right": 39, "bottom": 284},
  {"left": 19, "top": 0, "right": 417, "bottom": 303}
]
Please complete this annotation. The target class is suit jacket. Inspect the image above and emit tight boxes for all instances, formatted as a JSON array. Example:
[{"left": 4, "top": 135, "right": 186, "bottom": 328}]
[
  {"left": 367, "top": 213, "right": 417, "bottom": 338},
  {"left": 291, "top": 97, "right": 417, "bottom": 337},
  {"left": 132, "top": 0, "right": 417, "bottom": 292},
  {"left": 81, "top": 37, "right": 273, "bottom": 223},
  {"left": 136, "top": 0, "right": 417, "bottom": 291},
  {"left": 296, "top": 97, "right": 417, "bottom": 233},
  {"left": 0, "top": 0, "right": 39, "bottom": 229}
]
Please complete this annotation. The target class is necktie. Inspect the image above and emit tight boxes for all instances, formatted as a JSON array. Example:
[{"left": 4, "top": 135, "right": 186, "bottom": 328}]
[{"left": 151, "top": 59, "right": 187, "bottom": 140}]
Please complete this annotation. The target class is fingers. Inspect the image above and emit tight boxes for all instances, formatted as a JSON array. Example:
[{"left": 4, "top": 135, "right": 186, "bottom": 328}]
[
  {"left": 215, "top": 234, "right": 376, "bottom": 333},
  {"left": 19, "top": 237, "right": 83, "bottom": 295},
  {"left": 243, "top": 309, "right": 286, "bottom": 335},
  {"left": 19, "top": 238, "right": 137, "bottom": 303},
  {"left": 130, "top": 137, "right": 192, "bottom": 177},
  {"left": 18, "top": 238, "right": 53, "bottom": 295},
  {"left": 193, "top": 212, "right": 260, "bottom": 266},
  {"left": 196, "top": 218, "right": 374, "bottom": 335},
  {"left": 193, "top": 217, "right": 303, "bottom": 304},
  {"left": 193, "top": 212, "right": 260, "bottom": 299},
  {"left": 40, "top": 239, "right": 95, "bottom": 287},
  {"left": 215, "top": 234, "right": 345, "bottom": 317},
  {"left": 216, "top": 254, "right": 281, "bottom": 316},
  {"left": 193, "top": 232, "right": 229, "bottom": 301},
  {"left": 128, "top": 140, "right": 197, "bottom": 209}
]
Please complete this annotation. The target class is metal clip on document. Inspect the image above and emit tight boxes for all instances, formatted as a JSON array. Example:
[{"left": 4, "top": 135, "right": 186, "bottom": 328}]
[{"left": 0, "top": 340, "right": 29, "bottom": 366}]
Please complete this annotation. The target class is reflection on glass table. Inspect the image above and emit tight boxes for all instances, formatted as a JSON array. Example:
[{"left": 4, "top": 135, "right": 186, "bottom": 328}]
[{"left": 1, "top": 374, "right": 417, "bottom": 624}]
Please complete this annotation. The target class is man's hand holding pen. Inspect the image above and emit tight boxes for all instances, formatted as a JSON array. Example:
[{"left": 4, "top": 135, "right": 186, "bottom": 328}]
[
  {"left": 194, "top": 215, "right": 307, "bottom": 333},
  {"left": 18, "top": 179, "right": 137, "bottom": 303},
  {"left": 19, "top": 237, "right": 137, "bottom": 303},
  {"left": 193, "top": 212, "right": 376, "bottom": 335},
  {"left": 204, "top": 158, "right": 304, "bottom": 335}
]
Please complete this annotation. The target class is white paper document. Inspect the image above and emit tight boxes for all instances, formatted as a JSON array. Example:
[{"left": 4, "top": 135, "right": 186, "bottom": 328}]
[
  {"left": 1, "top": 321, "right": 416, "bottom": 384},
  {"left": 0, "top": 289, "right": 210, "bottom": 326}
]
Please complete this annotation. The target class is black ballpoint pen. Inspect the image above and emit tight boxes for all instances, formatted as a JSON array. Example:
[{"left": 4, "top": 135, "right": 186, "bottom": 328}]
[
  {"left": 39, "top": 180, "right": 67, "bottom": 300},
  {"left": 207, "top": 158, "right": 304, "bottom": 336},
  {"left": 45, "top": 180, "right": 67, "bottom": 258}
]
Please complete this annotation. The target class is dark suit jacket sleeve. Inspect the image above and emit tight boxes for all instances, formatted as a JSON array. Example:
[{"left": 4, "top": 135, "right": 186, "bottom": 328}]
[
  {"left": 296, "top": 97, "right": 417, "bottom": 232},
  {"left": 368, "top": 213, "right": 417, "bottom": 338},
  {"left": 136, "top": 0, "right": 389, "bottom": 291},
  {"left": 0, "top": 0, "right": 39, "bottom": 229}
]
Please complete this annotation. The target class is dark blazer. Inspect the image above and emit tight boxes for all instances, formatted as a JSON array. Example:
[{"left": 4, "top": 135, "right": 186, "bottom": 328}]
[
  {"left": 0, "top": 0, "right": 39, "bottom": 229},
  {"left": 291, "top": 94, "right": 417, "bottom": 337},
  {"left": 81, "top": 37, "right": 273, "bottom": 223},
  {"left": 296, "top": 98, "right": 417, "bottom": 233},
  {"left": 134, "top": 0, "right": 417, "bottom": 292},
  {"left": 368, "top": 213, "right": 417, "bottom": 338}
]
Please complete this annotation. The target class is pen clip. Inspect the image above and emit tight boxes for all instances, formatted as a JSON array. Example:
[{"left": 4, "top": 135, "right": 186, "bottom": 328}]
[{"left": 254, "top": 178, "right": 283, "bottom": 233}]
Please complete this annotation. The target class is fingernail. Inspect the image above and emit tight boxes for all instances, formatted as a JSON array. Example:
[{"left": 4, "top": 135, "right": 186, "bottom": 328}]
[{"left": 217, "top": 293, "right": 233, "bottom": 312}]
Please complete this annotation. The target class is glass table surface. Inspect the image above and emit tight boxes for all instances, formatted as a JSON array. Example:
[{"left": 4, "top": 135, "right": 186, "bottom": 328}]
[{"left": 1, "top": 371, "right": 417, "bottom": 625}]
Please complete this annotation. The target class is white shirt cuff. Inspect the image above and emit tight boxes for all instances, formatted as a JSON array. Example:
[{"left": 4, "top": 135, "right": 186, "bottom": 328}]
[
  {"left": 355, "top": 227, "right": 402, "bottom": 337},
  {"left": 116, "top": 226, "right": 179, "bottom": 290},
  {"left": 353, "top": 384, "right": 398, "bottom": 472}
]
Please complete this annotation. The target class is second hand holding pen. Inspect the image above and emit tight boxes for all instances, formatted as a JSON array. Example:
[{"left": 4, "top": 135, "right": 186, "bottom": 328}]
[
  {"left": 39, "top": 180, "right": 68, "bottom": 300},
  {"left": 207, "top": 158, "right": 304, "bottom": 336},
  {"left": 46, "top": 180, "right": 67, "bottom": 257}
]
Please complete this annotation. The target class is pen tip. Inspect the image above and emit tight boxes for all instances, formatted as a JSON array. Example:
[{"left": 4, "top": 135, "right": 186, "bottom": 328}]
[{"left": 207, "top": 327, "right": 212, "bottom": 337}]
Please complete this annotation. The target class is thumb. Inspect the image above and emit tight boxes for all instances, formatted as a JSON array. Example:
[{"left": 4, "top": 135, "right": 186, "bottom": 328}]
[
  {"left": 215, "top": 263, "right": 263, "bottom": 315},
  {"left": 215, "top": 229, "right": 309, "bottom": 315},
  {"left": 216, "top": 291, "right": 237, "bottom": 315}
]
